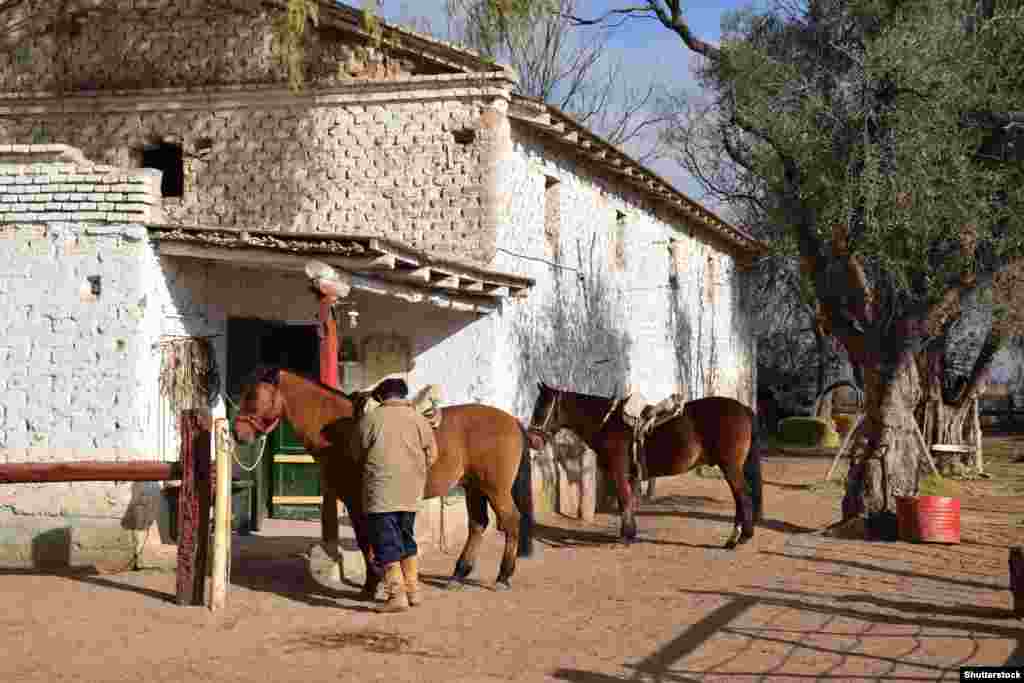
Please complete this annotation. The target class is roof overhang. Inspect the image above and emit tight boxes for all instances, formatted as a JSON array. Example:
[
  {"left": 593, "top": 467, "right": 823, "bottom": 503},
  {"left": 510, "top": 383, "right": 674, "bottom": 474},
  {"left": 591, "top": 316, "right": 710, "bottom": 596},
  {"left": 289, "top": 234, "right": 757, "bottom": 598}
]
[
  {"left": 148, "top": 224, "right": 534, "bottom": 315},
  {"left": 508, "top": 96, "right": 768, "bottom": 264}
]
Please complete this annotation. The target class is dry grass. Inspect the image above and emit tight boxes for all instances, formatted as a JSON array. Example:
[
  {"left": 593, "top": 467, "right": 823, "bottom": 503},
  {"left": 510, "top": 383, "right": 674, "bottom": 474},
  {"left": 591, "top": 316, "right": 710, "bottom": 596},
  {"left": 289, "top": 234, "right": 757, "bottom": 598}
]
[{"left": 979, "top": 433, "right": 1024, "bottom": 496}]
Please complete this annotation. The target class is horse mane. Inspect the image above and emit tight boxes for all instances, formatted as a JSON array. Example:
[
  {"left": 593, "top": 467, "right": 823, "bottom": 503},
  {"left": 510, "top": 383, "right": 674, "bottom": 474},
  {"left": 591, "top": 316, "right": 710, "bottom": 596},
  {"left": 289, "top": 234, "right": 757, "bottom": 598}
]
[
  {"left": 247, "top": 365, "right": 363, "bottom": 401},
  {"left": 546, "top": 385, "right": 616, "bottom": 406}
]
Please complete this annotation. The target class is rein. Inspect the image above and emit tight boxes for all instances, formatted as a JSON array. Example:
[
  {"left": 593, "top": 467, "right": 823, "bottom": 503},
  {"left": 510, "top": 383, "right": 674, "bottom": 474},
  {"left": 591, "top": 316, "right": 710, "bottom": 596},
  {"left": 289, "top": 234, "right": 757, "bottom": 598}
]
[
  {"left": 598, "top": 398, "right": 621, "bottom": 430},
  {"left": 532, "top": 389, "right": 560, "bottom": 437}
]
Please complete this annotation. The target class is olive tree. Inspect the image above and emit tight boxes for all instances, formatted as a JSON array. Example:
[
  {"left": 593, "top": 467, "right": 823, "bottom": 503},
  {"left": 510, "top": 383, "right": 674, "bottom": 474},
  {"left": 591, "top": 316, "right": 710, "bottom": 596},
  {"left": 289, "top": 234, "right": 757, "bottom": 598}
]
[{"left": 479, "top": 0, "right": 1024, "bottom": 533}]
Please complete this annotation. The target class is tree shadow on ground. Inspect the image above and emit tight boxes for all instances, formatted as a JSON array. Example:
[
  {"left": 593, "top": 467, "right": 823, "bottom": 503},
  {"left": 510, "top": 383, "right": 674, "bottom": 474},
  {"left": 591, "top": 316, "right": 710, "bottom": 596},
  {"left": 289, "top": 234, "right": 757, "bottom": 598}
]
[
  {"left": 759, "top": 550, "right": 1006, "bottom": 591},
  {"left": 550, "top": 584, "right": 1023, "bottom": 682}
]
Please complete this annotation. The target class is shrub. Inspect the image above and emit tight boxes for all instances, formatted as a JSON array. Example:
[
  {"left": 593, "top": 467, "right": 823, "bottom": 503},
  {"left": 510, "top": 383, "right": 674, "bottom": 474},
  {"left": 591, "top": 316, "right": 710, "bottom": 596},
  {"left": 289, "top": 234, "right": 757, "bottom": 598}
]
[{"left": 777, "top": 416, "right": 841, "bottom": 449}]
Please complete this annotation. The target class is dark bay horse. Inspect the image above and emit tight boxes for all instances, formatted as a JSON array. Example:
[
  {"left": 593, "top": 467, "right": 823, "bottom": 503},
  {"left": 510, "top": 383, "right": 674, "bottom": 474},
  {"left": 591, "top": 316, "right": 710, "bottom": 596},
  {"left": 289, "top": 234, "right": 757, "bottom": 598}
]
[
  {"left": 527, "top": 382, "right": 762, "bottom": 548},
  {"left": 232, "top": 367, "right": 534, "bottom": 592}
]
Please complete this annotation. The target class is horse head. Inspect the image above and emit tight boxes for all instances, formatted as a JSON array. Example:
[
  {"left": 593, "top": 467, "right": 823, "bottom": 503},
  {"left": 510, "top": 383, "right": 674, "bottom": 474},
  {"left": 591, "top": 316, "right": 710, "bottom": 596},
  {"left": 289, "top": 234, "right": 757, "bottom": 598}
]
[
  {"left": 232, "top": 366, "right": 285, "bottom": 444},
  {"left": 527, "top": 380, "right": 563, "bottom": 448}
]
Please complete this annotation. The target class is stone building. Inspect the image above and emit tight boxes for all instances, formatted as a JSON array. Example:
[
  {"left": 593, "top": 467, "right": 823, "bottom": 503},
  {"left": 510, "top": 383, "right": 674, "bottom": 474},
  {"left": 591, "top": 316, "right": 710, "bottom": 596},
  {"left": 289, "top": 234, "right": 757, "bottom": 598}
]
[{"left": 0, "top": 1, "right": 764, "bottom": 567}]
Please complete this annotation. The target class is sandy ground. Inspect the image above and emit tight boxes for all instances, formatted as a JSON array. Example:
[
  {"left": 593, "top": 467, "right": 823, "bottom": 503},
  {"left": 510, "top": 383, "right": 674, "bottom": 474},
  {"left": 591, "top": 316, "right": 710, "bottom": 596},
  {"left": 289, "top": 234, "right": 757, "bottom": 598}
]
[{"left": 4, "top": 454, "right": 1024, "bottom": 683}]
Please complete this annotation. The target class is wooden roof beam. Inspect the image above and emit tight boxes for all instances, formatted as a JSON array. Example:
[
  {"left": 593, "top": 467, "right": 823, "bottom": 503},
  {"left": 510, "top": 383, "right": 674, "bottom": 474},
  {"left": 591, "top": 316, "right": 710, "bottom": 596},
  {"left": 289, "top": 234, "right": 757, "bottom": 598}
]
[{"left": 432, "top": 274, "right": 461, "bottom": 290}]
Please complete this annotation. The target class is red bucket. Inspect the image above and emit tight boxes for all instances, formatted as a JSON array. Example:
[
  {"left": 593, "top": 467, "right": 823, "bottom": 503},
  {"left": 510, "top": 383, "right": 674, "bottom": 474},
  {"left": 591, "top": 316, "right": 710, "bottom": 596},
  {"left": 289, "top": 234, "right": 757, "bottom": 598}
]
[{"left": 896, "top": 496, "right": 960, "bottom": 544}]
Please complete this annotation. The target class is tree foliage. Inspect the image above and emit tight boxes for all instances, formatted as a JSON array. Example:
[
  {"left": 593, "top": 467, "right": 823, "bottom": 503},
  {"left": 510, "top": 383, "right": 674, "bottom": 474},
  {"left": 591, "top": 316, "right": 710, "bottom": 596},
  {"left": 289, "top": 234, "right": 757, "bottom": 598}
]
[{"left": 497, "top": 0, "right": 1024, "bottom": 525}]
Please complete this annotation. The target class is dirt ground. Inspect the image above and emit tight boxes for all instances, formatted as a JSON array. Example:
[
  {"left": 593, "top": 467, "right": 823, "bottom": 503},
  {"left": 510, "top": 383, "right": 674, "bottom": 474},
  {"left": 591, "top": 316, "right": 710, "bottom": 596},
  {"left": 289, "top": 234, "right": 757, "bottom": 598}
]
[{"left": 5, "top": 445, "right": 1024, "bottom": 683}]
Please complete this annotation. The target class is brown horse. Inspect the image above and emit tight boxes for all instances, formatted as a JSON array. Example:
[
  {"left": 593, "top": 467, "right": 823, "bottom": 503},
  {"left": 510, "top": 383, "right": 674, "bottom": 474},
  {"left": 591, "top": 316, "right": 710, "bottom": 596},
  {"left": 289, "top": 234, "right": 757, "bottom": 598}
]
[
  {"left": 527, "top": 382, "right": 762, "bottom": 548},
  {"left": 232, "top": 367, "right": 534, "bottom": 593}
]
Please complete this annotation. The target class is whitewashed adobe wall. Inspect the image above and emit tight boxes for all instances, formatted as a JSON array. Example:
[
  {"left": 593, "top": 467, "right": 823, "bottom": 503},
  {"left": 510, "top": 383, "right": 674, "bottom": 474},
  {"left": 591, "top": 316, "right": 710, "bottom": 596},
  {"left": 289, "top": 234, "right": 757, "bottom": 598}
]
[
  {"left": 0, "top": 145, "right": 175, "bottom": 568},
  {"left": 489, "top": 124, "right": 755, "bottom": 420}
]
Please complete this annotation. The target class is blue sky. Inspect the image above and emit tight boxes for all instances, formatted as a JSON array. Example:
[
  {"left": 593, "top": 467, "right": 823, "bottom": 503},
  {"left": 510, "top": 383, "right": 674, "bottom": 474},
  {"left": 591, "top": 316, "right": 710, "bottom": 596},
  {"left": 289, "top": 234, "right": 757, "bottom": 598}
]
[{"left": 377, "top": 1, "right": 760, "bottom": 206}]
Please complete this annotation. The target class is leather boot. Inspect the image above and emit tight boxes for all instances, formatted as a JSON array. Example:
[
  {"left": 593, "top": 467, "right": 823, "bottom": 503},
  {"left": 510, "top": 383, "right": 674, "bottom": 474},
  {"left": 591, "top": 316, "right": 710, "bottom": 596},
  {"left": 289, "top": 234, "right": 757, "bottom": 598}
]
[
  {"left": 378, "top": 562, "right": 409, "bottom": 613},
  {"left": 400, "top": 555, "right": 421, "bottom": 606}
]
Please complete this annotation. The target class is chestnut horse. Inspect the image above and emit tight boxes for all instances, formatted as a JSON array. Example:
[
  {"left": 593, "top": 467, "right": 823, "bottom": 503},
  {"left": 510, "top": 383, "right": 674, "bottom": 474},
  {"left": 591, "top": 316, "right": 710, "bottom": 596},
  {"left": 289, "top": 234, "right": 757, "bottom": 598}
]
[
  {"left": 528, "top": 382, "right": 763, "bottom": 548},
  {"left": 232, "top": 367, "right": 534, "bottom": 593}
]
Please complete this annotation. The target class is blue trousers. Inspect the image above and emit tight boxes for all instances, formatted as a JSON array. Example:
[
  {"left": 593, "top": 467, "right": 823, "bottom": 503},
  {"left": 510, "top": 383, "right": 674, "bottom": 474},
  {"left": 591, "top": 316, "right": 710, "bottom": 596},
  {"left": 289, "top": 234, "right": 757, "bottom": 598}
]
[{"left": 366, "top": 511, "right": 418, "bottom": 566}]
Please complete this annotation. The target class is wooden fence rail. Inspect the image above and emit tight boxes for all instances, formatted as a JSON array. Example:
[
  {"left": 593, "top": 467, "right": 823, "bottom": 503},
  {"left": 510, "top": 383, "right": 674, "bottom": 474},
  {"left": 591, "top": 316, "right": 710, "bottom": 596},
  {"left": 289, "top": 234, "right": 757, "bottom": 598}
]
[{"left": 0, "top": 408, "right": 220, "bottom": 608}]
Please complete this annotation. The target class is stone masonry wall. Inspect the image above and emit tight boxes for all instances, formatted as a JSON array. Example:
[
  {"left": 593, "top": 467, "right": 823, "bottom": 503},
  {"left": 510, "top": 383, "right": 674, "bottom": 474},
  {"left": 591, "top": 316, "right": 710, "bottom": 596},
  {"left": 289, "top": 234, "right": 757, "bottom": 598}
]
[
  {"left": 0, "top": 84, "right": 506, "bottom": 262},
  {"left": 0, "top": 0, "right": 445, "bottom": 94}
]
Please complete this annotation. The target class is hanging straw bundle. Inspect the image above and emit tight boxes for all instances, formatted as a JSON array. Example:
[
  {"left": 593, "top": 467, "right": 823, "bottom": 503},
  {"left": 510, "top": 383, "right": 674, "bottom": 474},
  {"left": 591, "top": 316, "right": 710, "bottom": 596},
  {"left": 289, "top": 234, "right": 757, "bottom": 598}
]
[{"left": 158, "top": 337, "right": 219, "bottom": 414}]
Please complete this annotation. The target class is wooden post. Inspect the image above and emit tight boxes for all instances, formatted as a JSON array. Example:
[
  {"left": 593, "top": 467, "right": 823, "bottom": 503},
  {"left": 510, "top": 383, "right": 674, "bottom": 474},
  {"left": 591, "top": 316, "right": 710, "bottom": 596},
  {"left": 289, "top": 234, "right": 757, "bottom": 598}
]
[
  {"left": 972, "top": 396, "right": 984, "bottom": 475},
  {"left": 209, "top": 418, "right": 232, "bottom": 611},
  {"left": 1011, "top": 547, "right": 1024, "bottom": 618},
  {"left": 177, "top": 409, "right": 212, "bottom": 607},
  {"left": 307, "top": 261, "right": 351, "bottom": 584}
]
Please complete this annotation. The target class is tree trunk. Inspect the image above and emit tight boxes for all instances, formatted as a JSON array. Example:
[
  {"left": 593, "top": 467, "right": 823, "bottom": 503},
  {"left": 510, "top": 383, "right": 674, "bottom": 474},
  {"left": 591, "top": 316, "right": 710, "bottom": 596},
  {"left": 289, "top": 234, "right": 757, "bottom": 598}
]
[{"left": 842, "top": 353, "right": 926, "bottom": 539}]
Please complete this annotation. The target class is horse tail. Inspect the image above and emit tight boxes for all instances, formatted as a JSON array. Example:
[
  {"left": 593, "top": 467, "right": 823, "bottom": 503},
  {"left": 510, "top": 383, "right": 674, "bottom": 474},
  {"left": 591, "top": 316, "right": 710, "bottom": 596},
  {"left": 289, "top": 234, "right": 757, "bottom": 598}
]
[
  {"left": 743, "top": 413, "right": 764, "bottom": 524},
  {"left": 513, "top": 422, "right": 535, "bottom": 558}
]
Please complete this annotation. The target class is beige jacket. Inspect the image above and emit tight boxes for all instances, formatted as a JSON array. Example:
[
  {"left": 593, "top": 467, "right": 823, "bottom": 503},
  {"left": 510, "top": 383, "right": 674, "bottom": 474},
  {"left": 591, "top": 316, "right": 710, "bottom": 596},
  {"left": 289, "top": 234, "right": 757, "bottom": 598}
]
[{"left": 357, "top": 399, "right": 439, "bottom": 513}]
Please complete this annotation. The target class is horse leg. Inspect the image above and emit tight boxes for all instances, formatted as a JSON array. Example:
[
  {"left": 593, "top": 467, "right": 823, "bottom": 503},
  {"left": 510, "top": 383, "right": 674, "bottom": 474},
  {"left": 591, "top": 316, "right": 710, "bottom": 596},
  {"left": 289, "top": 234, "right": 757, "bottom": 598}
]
[
  {"left": 489, "top": 489, "right": 522, "bottom": 591},
  {"left": 721, "top": 462, "right": 754, "bottom": 550},
  {"left": 448, "top": 488, "right": 489, "bottom": 590},
  {"left": 610, "top": 456, "right": 638, "bottom": 543}
]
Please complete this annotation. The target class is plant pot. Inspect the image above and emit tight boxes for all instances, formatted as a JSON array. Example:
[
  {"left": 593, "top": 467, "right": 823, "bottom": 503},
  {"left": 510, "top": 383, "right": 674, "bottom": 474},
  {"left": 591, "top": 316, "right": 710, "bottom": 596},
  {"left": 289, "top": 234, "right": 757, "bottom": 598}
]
[{"left": 895, "top": 495, "right": 960, "bottom": 544}]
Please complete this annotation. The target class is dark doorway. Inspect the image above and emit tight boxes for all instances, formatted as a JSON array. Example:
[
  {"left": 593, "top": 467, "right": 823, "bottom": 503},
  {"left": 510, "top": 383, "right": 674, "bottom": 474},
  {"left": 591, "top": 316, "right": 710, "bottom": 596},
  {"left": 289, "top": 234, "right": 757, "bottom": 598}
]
[{"left": 227, "top": 318, "right": 320, "bottom": 528}]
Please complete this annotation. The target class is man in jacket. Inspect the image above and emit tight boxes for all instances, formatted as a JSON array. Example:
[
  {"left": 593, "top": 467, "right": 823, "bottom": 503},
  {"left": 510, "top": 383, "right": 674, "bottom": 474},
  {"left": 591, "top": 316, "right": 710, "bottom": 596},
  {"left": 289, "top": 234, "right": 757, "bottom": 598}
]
[{"left": 357, "top": 377, "right": 439, "bottom": 612}]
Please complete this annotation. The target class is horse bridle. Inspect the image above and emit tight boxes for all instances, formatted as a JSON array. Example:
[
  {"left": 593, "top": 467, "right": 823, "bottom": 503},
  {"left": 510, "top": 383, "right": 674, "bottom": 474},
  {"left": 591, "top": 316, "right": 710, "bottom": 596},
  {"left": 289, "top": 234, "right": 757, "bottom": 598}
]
[
  {"left": 233, "top": 371, "right": 283, "bottom": 438},
  {"left": 234, "top": 412, "right": 281, "bottom": 438},
  {"left": 531, "top": 388, "right": 561, "bottom": 438}
]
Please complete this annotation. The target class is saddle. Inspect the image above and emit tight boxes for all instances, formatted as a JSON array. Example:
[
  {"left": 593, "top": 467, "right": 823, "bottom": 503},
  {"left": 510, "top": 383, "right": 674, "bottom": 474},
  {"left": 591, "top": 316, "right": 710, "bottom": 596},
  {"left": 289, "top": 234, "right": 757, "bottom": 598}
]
[
  {"left": 620, "top": 390, "right": 686, "bottom": 482},
  {"left": 359, "top": 383, "right": 444, "bottom": 429},
  {"left": 412, "top": 384, "right": 443, "bottom": 429}
]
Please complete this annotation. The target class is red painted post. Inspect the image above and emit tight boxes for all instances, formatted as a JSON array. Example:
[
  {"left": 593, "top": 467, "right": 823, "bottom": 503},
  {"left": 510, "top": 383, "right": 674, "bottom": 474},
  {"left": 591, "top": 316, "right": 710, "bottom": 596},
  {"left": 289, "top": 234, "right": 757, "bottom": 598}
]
[
  {"left": 176, "top": 409, "right": 212, "bottom": 606},
  {"left": 319, "top": 294, "right": 339, "bottom": 388},
  {"left": 317, "top": 293, "right": 341, "bottom": 576}
]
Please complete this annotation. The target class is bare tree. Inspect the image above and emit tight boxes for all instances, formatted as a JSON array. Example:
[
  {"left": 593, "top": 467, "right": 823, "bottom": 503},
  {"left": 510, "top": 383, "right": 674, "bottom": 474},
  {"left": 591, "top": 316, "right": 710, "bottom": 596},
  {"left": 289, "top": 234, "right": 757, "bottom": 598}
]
[{"left": 444, "top": 0, "right": 671, "bottom": 161}]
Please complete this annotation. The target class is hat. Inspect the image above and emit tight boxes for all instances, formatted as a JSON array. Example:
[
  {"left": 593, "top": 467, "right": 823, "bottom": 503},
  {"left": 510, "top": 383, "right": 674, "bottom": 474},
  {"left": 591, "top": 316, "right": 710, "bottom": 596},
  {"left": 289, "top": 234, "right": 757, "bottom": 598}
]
[{"left": 373, "top": 377, "right": 409, "bottom": 401}]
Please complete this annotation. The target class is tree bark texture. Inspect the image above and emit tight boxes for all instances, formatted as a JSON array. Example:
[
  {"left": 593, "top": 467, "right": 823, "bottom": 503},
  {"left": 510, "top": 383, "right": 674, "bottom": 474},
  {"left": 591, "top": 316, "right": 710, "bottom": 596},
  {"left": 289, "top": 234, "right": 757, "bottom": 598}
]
[{"left": 842, "top": 353, "right": 926, "bottom": 537}]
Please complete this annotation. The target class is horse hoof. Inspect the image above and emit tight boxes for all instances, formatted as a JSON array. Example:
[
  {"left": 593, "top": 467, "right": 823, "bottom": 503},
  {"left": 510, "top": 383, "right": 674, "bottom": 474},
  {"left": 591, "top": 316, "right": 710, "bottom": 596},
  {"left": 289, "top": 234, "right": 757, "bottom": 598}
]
[{"left": 493, "top": 581, "right": 511, "bottom": 592}]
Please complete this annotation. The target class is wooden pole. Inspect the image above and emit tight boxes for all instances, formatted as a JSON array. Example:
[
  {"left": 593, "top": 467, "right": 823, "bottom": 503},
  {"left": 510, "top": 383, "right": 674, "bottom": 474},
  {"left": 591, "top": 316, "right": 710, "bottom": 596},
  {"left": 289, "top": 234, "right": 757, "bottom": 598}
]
[
  {"left": 972, "top": 396, "right": 985, "bottom": 475},
  {"left": 909, "top": 416, "right": 942, "bottom": 477},
  {"left": 177, "top": 409, "right": 212, "bottom": 607},
  {"left": 825, "top": 413, "right": 864, "bottom": 482},
  {"left": 0, "top": 461, "right": 181, "bottom": 483},
  {"left": 209, "top": 418, "right": 232, "bottom": 612}
]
